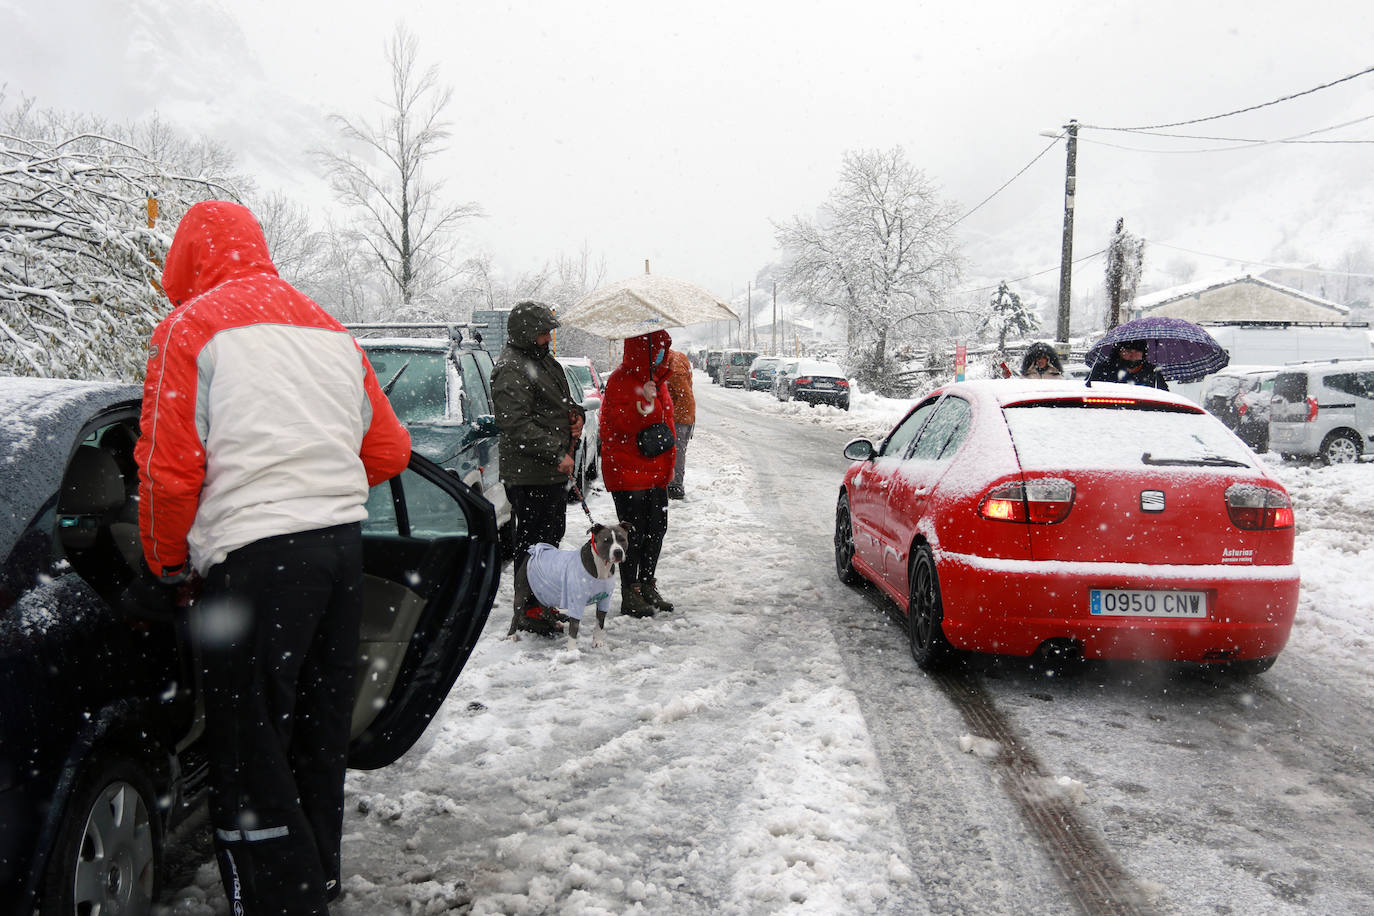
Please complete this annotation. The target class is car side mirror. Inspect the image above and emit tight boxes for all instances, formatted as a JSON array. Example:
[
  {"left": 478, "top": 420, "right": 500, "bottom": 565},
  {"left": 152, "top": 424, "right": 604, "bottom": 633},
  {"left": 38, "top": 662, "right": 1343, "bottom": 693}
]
[
  {"left": 473, "top": 415, "right": 501, "bottom": 438},
  {"left": 843, "top": 438, "right": 876, "bottom": 461},
  {"left": 582, "top": 396, "right": 602, "bottom": 412}
]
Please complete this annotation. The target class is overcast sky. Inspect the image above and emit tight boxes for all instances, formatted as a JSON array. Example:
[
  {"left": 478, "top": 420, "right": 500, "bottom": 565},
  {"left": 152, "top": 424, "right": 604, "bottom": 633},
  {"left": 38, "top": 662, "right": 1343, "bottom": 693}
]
[{"left": 5, "top": 0, "right": 1373, "bottom": 311}]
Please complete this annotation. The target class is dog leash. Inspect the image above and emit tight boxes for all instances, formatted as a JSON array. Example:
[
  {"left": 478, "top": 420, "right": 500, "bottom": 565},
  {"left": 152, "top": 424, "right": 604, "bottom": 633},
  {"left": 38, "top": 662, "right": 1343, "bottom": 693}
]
[{"left": 568, "top": 479, "right": 597, "bottom": 526}]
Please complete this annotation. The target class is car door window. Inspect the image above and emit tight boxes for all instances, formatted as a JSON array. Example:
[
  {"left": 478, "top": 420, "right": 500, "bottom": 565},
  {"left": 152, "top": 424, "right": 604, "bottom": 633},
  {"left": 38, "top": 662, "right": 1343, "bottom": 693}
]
[
  {"left": 363, "top": 467, "right": 471, "bottom": 539},
  {"left": 457, "top": 352, "right": 493, "bottom": 422},
  {"left": 908, "top": 396, "right": 971, "bottom": 462},
  {"left": 881, "top": 399, "right": 938, "bottom": 457}
]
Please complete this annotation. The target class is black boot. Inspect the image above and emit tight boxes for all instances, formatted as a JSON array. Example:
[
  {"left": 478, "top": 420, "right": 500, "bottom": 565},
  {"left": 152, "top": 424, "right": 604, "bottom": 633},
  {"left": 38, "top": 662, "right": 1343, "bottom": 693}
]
[
  {"left": 620, "top": 583, "right": 656, "bottom": 618},
  {"left": 641, "top": 577, "right": 675, "bottom": 612}
]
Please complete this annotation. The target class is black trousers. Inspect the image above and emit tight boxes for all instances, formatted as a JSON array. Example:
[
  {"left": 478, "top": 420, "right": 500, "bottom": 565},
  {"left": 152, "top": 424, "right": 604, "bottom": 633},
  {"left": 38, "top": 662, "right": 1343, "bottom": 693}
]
[
  {"left": 611, "top": 487, "right": 669, "bottom": 585},
  {"left": 508, "top": 482, "right": 568, "bottom": 569},
  {"left": 194, "top": 523, "right": 363, "bottom": 916}
]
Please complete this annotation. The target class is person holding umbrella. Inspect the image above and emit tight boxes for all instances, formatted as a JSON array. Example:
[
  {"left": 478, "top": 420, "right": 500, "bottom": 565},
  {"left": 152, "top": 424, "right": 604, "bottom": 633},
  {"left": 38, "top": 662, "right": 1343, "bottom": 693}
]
[
  {"left": 1020, "top": 341, "right": 1063, "bottom": 379},
  {"left": 1088, "top": 339, "right": 1169, "bottom": 390},
  {"left": 600, "top": 329, "right": 677, "bottom": 617}
]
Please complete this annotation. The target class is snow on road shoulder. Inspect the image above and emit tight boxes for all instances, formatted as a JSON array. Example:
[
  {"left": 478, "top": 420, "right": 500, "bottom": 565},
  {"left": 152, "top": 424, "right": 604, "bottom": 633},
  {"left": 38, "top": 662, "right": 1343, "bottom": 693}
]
[{"left": 326, "top": 435, "right": 913, "bottom": 914}]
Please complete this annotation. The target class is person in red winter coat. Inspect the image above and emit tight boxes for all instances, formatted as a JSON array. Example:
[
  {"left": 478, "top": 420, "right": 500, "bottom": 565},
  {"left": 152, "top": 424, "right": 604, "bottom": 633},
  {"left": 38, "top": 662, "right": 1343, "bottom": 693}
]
[{"left": 600, "top": 329, "right": 677, "bottom": 617}]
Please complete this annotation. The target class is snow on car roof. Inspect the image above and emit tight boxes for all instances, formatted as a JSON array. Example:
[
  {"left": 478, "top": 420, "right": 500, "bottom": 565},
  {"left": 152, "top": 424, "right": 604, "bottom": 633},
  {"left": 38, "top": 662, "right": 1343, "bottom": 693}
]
[
  {"left": 794, "top": 359, "right": 845, "bottom": 376},
  {"left": 0, "top": 377, "right": 141, "bottom": 556}
]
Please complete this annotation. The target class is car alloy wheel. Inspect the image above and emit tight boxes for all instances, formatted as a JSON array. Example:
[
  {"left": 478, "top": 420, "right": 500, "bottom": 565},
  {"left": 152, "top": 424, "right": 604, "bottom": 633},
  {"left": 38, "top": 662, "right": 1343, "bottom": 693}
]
[
  {"left": 834, "top": 493, "right": 863, "bottom": 586},
  {"left": 907, "top": 545, "right": 952, "bottom": 670},
  {"left": 42, "top": 753, "right": 160, "bottom": 916},
  {"left": 1321, "top": 431, "right": 1361, "bottom": 465}
]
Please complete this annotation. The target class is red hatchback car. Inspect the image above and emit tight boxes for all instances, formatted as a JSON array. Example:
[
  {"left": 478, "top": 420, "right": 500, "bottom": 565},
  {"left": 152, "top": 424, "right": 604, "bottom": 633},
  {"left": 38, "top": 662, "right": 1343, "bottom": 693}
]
[{"left": 834, "top": 379, "right": 1300, "bottom": 673}]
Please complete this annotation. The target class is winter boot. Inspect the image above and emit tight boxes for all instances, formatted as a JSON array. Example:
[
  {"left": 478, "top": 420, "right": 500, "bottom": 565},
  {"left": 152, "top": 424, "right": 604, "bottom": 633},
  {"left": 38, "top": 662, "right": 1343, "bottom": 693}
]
[
  {"left": 666, "top": 483, "right": 685, "bottom": 500},
  {"left": 640, "top": 577, "right": 675, "bottom": 613},
  {"left": 620, "top": 583, "right": 657, "bottom": 618}
]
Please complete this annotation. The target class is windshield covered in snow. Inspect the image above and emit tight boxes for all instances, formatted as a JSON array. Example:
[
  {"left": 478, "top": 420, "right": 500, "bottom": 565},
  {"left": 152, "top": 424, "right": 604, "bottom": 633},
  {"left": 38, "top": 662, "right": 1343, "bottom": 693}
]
[
  {"left": 364, "top": 349, "right": 448, "bottom": 423},
  {"left": 1004, "top": 402, "right": 1255, "bottom": 470}
]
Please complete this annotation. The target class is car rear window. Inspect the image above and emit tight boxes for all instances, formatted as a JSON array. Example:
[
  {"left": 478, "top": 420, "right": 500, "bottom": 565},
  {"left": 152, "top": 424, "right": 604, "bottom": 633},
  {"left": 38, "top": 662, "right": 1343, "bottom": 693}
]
[
  {"left": 1004, "top": 402, "right": 1255, "bottom": 469},
  {"left": 1272, "top": 372, "right": 1308, "bottom": 403}
]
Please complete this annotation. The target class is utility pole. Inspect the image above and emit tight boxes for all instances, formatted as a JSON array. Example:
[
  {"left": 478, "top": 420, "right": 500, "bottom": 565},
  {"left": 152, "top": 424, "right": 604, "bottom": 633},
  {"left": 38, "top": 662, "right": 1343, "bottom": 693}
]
[
  {"left": 771, "top": 281, "right": 777, "bottom": 355},
  {"left": 746, "top": 282, "right": 753, "bottom": 349},
  {"left": 1054, "top": 119, "right": 1078, "bottom": 347}
]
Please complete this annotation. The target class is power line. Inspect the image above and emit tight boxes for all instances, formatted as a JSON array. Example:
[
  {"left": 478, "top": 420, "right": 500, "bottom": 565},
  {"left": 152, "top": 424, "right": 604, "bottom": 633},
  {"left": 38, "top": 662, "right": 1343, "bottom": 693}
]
[
  {"left": 950, "top": 137, "right": 1063, "bottom": 227},
  {"left": 1078, "top": 114, "right": 1374, "bottom": 153},
  {"left": 959, "top": 247, "right": 1106, "bottom": 297},
  {"left": 1084, "top": 64, "right": 1374, "bottom": 132},
  {"left": 1149, "top": 240, "right": 1374, "bottom": 278}
]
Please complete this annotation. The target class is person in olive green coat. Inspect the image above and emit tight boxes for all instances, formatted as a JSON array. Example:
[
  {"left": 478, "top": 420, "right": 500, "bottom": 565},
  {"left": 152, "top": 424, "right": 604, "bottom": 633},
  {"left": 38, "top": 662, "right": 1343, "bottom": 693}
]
[{"left": 491, "top": 302, "right": 585, "bottom": 613}]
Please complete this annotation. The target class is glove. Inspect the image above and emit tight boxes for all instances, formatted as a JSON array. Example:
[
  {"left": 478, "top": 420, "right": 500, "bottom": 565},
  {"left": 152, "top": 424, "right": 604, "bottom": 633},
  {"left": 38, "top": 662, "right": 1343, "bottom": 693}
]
[{"left": 116, "top": 560, "right": 181, "bottom": 623}]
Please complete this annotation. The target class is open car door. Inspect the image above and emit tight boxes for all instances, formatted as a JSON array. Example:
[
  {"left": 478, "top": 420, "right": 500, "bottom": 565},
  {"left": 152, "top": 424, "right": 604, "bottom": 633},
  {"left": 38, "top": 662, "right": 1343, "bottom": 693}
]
[{"left": 348, "top": 453, "right": 499, "bottom": 769}]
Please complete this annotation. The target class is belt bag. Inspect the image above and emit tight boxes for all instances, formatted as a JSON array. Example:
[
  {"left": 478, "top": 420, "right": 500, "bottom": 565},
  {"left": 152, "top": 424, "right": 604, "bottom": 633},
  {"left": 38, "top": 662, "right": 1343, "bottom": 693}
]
[{"left": 636, "top": 421, "right": 676, "bottom": 458}]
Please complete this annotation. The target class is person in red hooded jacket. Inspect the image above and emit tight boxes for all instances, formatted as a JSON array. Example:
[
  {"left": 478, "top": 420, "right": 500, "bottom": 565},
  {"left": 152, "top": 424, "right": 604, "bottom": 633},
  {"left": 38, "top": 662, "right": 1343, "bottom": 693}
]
[
  {"left": 132, "top": 200, "right": 410, "bottom": 914},
  {"left": 600, "top": 329, "right": 677, "bottom": 617}
]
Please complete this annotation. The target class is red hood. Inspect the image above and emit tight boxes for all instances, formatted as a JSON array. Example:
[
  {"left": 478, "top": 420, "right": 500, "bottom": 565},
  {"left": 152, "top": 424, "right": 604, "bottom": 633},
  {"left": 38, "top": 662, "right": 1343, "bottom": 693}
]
[
  {"left": 161, "top": 200, "right": 279, "bottom": 306},
  {"left": 623, "top": 330, "right": 673, "bottom": 383}
]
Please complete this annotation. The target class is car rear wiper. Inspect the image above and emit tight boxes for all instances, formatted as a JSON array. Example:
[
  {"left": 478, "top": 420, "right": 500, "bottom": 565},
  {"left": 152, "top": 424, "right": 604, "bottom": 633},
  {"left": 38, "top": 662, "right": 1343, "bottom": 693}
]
[
  {"left": 1141, "top": 452, "right": 1249, "bottom": 467},
  {"left": 382, "top": 360, "right": 410, "bottom": 396}
]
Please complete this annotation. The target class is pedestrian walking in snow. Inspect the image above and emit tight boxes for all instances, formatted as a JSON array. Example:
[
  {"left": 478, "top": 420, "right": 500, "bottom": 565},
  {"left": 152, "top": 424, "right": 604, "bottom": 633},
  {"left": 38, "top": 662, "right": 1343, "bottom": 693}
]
[{"left": 664, "top": 347, "right": 695, "bottom": 499}]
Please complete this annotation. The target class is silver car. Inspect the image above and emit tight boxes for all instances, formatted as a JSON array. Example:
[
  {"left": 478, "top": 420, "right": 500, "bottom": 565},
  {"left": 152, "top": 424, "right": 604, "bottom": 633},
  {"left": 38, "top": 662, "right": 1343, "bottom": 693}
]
[{"left": 1269, "top": 358, "right": 1374, "bottom": 463}]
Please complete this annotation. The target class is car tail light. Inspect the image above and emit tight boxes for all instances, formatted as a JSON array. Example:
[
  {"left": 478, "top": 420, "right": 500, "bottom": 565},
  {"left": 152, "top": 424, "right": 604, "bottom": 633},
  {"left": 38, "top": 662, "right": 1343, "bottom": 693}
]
[
  {"left": 1225, "top": 484, "right": 1294, "bottom": 530},
  {"left": 836, "top": 379, "right": 850, "bottom": 388},
  {"left": 979, "top": 478, "right": 1075, "bottom": 524},
  {"left": 795, "top": 377, "right": 811, "bottom": 386},
  {"left": 1305, "top": 396, "right": 1318, "bottom": 422},
  {"left": 1237, "top": 401, "right": 1249, "bottom": 418}
]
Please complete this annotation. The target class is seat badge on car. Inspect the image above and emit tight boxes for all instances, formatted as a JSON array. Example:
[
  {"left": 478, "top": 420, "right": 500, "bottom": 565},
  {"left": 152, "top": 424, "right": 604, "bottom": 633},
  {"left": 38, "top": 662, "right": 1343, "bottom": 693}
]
[{"left": 1140, "top": 490, "right": 1165, "bottom": 513}]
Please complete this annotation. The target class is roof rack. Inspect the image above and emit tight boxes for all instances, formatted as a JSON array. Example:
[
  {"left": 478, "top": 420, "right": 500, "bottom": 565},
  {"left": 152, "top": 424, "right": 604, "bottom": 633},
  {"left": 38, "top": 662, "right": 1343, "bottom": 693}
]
[
  {"left": 1196, "top": 320, "right": 1370, "bottom": 329},
  {"left": 343, "top": 322, "right": 486, "bottom": 346}
]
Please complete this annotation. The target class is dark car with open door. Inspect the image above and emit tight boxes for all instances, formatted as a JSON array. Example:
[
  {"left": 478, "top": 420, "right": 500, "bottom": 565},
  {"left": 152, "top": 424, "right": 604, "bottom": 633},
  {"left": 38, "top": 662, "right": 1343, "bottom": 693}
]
[{"left": 0, "top": 376, "right": 499, "bottom": 916}]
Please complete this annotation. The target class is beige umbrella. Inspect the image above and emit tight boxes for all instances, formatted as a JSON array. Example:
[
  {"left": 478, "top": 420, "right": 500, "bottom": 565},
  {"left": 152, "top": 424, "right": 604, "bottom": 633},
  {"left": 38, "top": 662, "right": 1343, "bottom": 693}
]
[{"left": 559, "top": 273, "right": 738, "bottom": 340}]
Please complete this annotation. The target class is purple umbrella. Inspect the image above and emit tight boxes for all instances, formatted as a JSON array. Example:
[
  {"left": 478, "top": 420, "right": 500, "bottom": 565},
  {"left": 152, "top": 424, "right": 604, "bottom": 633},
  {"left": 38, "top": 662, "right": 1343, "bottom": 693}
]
[{"left": 1083, "top": 316, "right": 1230, "bottom": 382}]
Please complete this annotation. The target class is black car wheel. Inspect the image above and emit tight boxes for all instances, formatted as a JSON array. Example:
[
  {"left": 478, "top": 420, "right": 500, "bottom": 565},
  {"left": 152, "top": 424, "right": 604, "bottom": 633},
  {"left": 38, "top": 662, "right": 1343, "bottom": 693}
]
[
  {"left": 908, "top": 546, "right": 952, "bottom": 670},
  {"left": 41, "top": 751, "right": 161, "bottom": 916},
  {"left": 1320, "top": 431, "right": 1361, "bottom": 465},
  {"left": 834, "top": 493, "right": 863, "bottom": 586}
]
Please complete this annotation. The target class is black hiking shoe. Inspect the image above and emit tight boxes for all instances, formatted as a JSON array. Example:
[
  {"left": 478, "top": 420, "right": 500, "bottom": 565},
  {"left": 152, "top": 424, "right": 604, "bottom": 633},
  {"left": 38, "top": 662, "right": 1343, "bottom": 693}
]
[
  {"left": 620, "top": 584, "right": 656, "bottom": 618},
  {"left": 641, "top": 578, "right": 675, "bottom": 612},
  {"left": 666, "top": 483, "right": 685, "bottom": 500}
]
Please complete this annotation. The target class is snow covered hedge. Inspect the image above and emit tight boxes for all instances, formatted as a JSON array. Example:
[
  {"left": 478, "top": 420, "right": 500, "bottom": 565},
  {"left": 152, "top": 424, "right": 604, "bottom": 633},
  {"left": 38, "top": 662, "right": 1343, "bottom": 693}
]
[{"left": 1, "top": 104, "right": 240, "bottom": 381}]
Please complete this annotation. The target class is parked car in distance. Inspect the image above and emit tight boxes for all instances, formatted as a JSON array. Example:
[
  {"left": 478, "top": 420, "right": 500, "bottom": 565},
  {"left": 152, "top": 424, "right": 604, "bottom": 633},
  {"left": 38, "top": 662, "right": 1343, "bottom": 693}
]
[
  {"left": 834, "top": 379, "right": 1299, "bottom": 674},
  {"left": 717, "top": 349, "right": 760, "bottom": 388},
  {"left": 746, "top": 356, "right": 784, "bottom": 392},
  {"left": 1233, "top": 369, "right": 1279, "bottom": 453},
  {"left": 0, "top": 376, "right": 499, "bottom": 915},
  {"left": 774, "top": 358, "right": 851, "bottom": 409},
  {"left": 704, "top": 349, "right": 725, "bottom": 383},
  {"left": 354, "top": 326, "right": 514, "bottom": 554},
  {"left": 1269, "top": 357, "right": 1374, "bottom": 464},
  {"left": 1201, "top": 366, "right": 1279, "bottom": 453},
  {"left": 557, "top": 355, "right": 604, "bottom": 400},
  {"left": 560, "top": 363, "right": 602, "bottom": 498}
]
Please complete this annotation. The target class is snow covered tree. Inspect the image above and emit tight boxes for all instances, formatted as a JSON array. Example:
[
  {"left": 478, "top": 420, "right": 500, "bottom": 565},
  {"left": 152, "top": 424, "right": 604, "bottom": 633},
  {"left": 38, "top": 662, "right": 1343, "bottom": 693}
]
[
  {"left": 317, "top": 24, "right": 482, "bottom": 315},
  {"left": 1, "top": 98, "right": 242, "bottom": 380},
  {"left": 1105, "top": 218, "right": 1145, "bottom": 328},
  {"left": 775, "top": 147, "right": 963, "bottom": 394},
  {"left": 979, "top": 281, "right": 1039, "bottom": 350}
]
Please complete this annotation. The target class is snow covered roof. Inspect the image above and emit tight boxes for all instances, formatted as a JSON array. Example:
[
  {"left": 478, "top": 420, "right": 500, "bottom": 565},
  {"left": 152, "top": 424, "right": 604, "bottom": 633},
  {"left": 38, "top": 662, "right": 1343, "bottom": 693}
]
[{"left": 1133, "top": 274, "right": 1349, "bottom": 317}]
